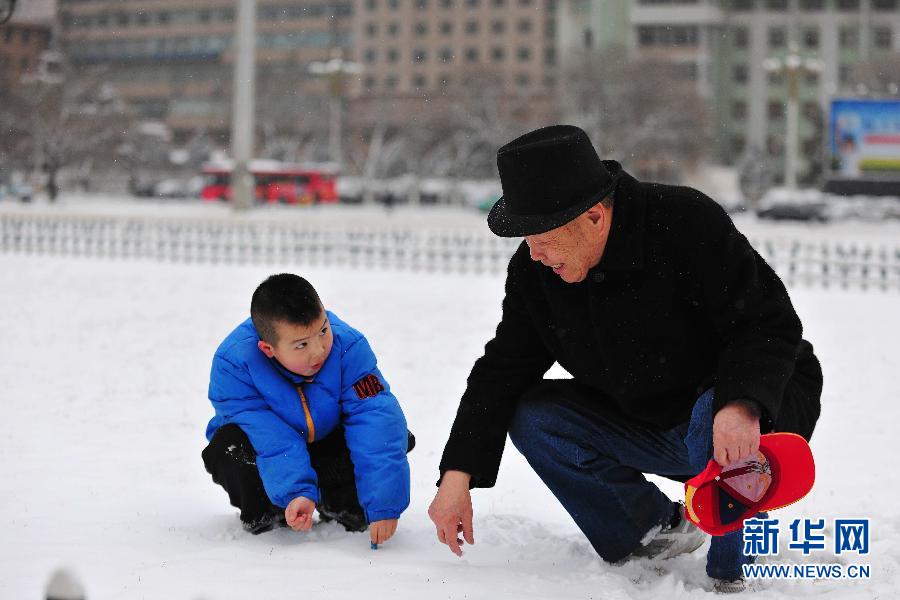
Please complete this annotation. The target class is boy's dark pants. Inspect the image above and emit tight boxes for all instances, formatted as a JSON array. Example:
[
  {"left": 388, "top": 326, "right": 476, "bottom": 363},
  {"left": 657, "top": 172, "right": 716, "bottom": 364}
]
[{"left": 202, "top": 423, "right": 414, "bottom": 532}]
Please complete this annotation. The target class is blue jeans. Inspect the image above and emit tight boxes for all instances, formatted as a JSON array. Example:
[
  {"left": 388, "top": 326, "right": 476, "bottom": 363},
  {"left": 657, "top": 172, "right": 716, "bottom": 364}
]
[{"left": 508, "top": 382, "right": 759, "bottom": 580}]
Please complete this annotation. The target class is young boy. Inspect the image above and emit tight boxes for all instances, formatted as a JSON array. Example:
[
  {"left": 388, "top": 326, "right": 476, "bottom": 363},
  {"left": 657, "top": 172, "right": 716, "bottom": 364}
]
[{"left": 202, "top": 273, "right": 413, "bottom": 545}]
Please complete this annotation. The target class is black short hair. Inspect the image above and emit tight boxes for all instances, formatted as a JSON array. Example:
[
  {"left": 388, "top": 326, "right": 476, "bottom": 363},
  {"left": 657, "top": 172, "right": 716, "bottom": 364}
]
[{"left": 250, "top": 274, "right": 323, "bottom": 344}]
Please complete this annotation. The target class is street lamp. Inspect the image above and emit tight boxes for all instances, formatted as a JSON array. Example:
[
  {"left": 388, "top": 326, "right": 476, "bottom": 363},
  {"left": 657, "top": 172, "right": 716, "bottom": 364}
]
[
  {"left": 309, "top": 50, "right": 361, "bottom": 169},
  {"left": 0, "top": 0, "right": 16, "bottom": 26},
  {"left": 230, "top": 0, "right": 256, "bottom": 211},
  {"left": 762, "top": 42, "right": 822, "bottom": 190}
]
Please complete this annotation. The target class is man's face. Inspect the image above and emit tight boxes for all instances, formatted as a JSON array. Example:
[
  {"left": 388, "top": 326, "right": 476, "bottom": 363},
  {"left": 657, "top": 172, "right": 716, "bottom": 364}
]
[
  {"left": 258, "top": 311, "right": 334, "bottom": 378},
  {"left": 524, "top": 213, "right": 606, "bottom": 283}
]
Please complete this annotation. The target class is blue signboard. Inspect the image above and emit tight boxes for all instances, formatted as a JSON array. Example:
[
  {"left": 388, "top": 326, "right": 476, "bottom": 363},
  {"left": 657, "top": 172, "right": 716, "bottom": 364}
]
[{"left": 830, "top": 98, "right": 900, "bottom": 178}]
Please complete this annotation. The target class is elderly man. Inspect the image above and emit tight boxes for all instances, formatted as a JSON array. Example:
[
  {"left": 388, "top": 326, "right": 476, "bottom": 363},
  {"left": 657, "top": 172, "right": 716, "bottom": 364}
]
[{"left": 428, "top": 125, "right": 822, "bottom": 593}]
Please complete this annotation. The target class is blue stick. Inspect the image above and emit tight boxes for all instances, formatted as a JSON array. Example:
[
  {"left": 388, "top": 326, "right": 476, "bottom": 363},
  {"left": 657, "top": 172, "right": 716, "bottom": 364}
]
[{"left": 371, "top": 542, "right": 379, "bottom": 550}]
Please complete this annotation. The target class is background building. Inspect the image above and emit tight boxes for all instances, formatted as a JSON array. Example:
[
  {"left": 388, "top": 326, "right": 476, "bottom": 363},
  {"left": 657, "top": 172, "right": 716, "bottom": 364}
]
[{"left": 58, "top": 0, "right": 353, "bottom": 148}]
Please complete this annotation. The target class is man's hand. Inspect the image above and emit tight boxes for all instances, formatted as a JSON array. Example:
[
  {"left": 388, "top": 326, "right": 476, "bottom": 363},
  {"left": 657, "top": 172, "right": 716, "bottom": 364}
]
[
  {"left": 712, "top": 400, "right": 761, "bottom": 467},
  {"left": 428, "top": 470, "right": 474, "bottom": 557},
  {"left": 370, "top": 519, "right": 398, "bottom": 545},
  {"left": 284, "top": 496, "right": 316, "bottom": 532}
]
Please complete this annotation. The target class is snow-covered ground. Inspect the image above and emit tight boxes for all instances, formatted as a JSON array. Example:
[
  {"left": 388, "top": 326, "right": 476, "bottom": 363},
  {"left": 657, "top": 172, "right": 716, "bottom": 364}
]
[{"left": 1, "top": 244, "right": 898, "bottom": 598}]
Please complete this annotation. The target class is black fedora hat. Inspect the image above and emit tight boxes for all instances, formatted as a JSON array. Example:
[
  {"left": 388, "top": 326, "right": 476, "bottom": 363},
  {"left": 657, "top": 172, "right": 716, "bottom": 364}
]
[{"left": 488, "top": 125, "right": 621, "bottom": 237}]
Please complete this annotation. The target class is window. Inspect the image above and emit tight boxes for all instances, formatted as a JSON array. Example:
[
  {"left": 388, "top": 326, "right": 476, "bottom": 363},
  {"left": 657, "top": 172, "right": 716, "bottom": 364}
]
[
  {"left": 386, "top": 74, "right": 397, "bottom": 88},
  {"left": 768, "top": 26, "right": 786, "bottom": 48},
  {"left": 839, "top": 27, "right": 859, "bottom": 49},
  {"left": 800, "top": 0, "right": 824, "bottom": 10},
  {"left": 413, "top": 48, "right": 427, "bottom": 62},
  {"left": 366, "top": 22, "right": 378, "bottom": 37},
  {"left": 766, "top": 135, "right": 784, "bottom": 156},
  {"left": 732, "top": 100, "right": 747, "bottom": 119},
  {"left": 465, "top": 47, "right": 479, "bottom": 62},
  {"left": 515, "top": 73, "right": 530, "bottom": 87},
  {"left": 365, "top": 48, "right": 377, "bottom": 63},
  {"left": 803, "top": 27, "right": 819, "bottom": 49},
  {"left": 732, "top": 0, "right": 754, "bottom": 9},
  {"left": 415, "top": 22, "right": 428, "bottom": 36},
  {"left": 636, "top": 25, "right": 699, "bottom": 47},
  {"left": 388, "top": 0, "right": 400, "bottom": 7},
  {"left": 364, "top": 76, "right": 376, "bottom": 89},
  {"left": 493, "top": 0, "right": 507, "bottom": 6},
  {"left": 765, "top": 0, "right": 787, "bottom": 10},
  {"left": 734, "top": 26, "right": 749, "bottom": 49},
  {"left": 802, "top": 101, "right": 820, "bottom": 120},
  {"left": 439, "top": 47, "right": 454, "bottom": 62},
  {"left": 466, "top": 0, "right": 480, "bottom": 6},
  {"left": 804, "top": 71, "right": 819, "bottom": 86},
  {"left": 517, "top": 46, "right": 531, "bottom": 61},
  {"left": 518, "top": 19, "right": 533, "bottom": 34},
  {"left": 874, "top": 27, "right": 893, "bottom": 50},
  {"left": 839, "top": 63, "right": 854, "bottom": 84},
  {"left": 836, "top": 0, "right": 859, "bottom": 9},
  {"left": 767, "top": 70, "right": 784, "bottom": 85},
  {"left": 366, "top": 0, "right": 378, "bottom": 9},
  {"left": 872, "top": 0, "right": 898, "bottom": 9},
  {"left": 388, "top": 22, "right": 399, "bottom": 36},
  {"left": 768, "top": 100, "right": 785, "bottom": 120},
  {"left": 440, "top": 21, "right": 453, "bottom": 35},
  {"left": 730, "top": 135, "right": 746, "bottom": 157},
  {"left": 492, "top": 20, "right": 506, "bottom": 34},
  {"left": 545, "top": 19, "right": 556, "bottom": 39},
  {"left": 441, "top": 0, "right": 456, "bottom": 6},
  {"left": 733, "top": 64, "right": 748, "bottom": 83},
  {"left": 465, "top": 20, "right": 479, "bottom": 34},
  {"left": 416, "top": 0, "right": 429, "bottom": 8},
  {"left": 545, "top": 46, "right": 556, "bottom": 65},
  {"left": 492, "top": 46, "right": 506, "bottom": 62},
  {"left": 387, "top": 48, "right": 399, "bottom": 62},
  {"left": 413, "top": 74, "right": 426, "bottom": 88}
]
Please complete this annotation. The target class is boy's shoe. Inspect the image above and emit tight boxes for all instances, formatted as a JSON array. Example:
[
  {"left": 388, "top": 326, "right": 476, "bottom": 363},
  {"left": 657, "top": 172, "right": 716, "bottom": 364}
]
[
  {"left": 626, "top": 502, "right": 706, "bottom": 561},
  {"left": 713, "top": 577, "right": 746, "bottom": 594},
  {"left": 317, "top": 505, "right": 368, "bottom": 532},
  {"left": 242, "top": 511, "right": 287, "bottom": 535},
  {"left": 318, "top": 483, "right": 368, "bottom": 532}
]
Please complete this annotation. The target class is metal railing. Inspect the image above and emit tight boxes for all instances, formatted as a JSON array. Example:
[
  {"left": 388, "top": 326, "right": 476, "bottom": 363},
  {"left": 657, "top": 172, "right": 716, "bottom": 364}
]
[{"left": 2, "top": 213, "right": 899, "bottom": 291}]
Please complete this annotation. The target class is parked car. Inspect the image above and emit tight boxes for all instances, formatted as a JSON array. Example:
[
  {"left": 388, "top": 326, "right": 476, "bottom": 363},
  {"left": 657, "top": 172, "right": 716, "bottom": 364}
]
[{"left": 756, "top": 202, "right": 830, "bottom": 222}]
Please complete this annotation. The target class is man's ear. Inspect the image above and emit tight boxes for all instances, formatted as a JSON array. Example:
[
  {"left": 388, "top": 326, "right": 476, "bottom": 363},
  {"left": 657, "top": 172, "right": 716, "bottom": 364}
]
[
  {"left": 585, "top": 201, "right": 608, "bottom": 227},
  {"left": 257, "top": 340, "right": 276, "bottom": 358}
]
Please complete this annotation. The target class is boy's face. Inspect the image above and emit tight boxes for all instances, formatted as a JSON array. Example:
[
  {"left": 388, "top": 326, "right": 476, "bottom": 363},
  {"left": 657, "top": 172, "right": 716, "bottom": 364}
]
[{"left": 257, "top": 310, "right": 333, "bottom": 378}]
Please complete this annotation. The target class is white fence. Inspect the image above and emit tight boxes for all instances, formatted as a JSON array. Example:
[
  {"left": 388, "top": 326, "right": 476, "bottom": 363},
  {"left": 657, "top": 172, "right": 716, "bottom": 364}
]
[{"left": 2, "top": 213, "right": 899, "bottom": 291}]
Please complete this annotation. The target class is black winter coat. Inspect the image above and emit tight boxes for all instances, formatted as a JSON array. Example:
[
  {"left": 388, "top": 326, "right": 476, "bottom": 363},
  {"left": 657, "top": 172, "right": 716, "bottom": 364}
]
[{"left": 439, "top": 163, "right": 823, "bottom": 488}]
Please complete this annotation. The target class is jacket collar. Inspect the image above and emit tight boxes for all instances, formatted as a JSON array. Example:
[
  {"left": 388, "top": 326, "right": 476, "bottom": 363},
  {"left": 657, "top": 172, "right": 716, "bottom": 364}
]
[
  {"left": 270, "top": 356, "right": 315, "bottom": 385},
  {"left": 593, "top": 163, "right": 646, "bottom": 272}
]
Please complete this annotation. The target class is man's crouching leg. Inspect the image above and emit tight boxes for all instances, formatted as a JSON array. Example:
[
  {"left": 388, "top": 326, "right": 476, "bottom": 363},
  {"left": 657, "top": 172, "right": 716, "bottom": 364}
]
[
  {"left": 310, "top": 428, "right": 415, "bottom": 533},
  {"left": 201, "top": 423, "right": 286, "bottom": 534},
  {"left": 508, "top": 381, "right": 695, "bottom": 563}
]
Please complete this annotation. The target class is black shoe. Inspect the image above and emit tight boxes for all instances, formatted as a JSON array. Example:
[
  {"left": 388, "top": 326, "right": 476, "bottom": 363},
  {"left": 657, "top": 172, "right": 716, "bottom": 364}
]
[
  {"left": 317, "top": 504, "right": 368, "bottom": 532},
  {"left": 242, "top": 507, "right": 287, "bottom": 535}
]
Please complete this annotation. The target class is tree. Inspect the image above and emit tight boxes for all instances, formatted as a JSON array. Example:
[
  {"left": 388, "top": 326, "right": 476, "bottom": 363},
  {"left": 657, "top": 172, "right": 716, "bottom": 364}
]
[
  {"left": 0, "top": 52, "right": 132, "bottom": 197},
  {"left": 557, "top": 44, "right": 711, "bottom": 183}
]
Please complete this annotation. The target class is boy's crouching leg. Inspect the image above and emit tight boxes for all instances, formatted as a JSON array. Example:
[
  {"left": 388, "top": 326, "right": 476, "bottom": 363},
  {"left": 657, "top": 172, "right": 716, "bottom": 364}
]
[
  {"left": 310, "top": 428, "right": 415, "bottom": 533},
  {"left": 202, "top": 423, "right": 285, "bottom": 534}
]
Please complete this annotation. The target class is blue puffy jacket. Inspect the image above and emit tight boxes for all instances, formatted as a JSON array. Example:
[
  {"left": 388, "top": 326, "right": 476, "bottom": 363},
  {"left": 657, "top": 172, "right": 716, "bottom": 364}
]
[{"left": 206, "top": 311, "right": 410, "bottom": 523}]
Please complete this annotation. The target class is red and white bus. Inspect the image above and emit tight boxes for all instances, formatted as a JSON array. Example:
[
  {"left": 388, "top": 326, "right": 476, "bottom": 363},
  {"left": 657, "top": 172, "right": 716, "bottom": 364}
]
[{"left": 201, "top": 160, "right": 338, "bottom": 205}]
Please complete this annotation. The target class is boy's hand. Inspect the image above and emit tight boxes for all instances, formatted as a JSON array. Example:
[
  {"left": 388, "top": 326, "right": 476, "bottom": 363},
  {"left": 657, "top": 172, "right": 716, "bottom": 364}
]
[
  {"left": 285, "top": 496, "right": 316, "bottom": 532},
  {"left": 369, "top": 519, "right": 398, "bottom": 545}
]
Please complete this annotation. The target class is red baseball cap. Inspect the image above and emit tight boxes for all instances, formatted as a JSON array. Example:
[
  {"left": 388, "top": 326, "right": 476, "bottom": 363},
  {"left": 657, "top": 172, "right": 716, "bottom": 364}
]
[{"left": 684, "top": 432, "right": 815, "bottom": 536}]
